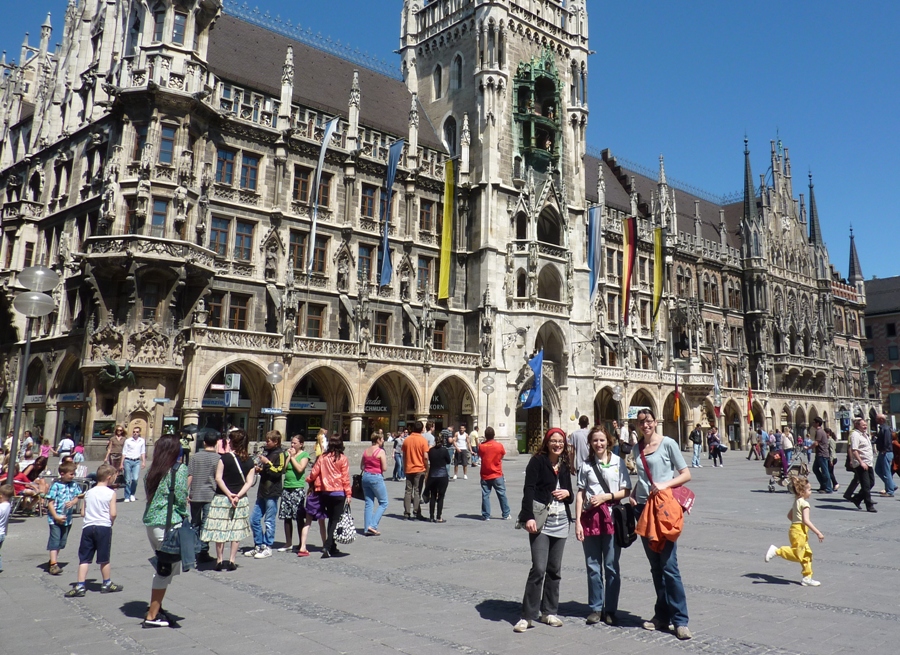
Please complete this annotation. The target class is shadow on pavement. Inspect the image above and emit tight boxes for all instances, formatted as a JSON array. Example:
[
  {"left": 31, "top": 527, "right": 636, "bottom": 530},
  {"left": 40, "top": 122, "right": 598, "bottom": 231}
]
[
  {"left": 475, "top": 599, "right": 518, "bottom": 624},
  {"left": 743, "top": 573, "right": 799, "bottom": 585},
  {"left": 816, "top": 504, "right": 862, "bottom": 511}
]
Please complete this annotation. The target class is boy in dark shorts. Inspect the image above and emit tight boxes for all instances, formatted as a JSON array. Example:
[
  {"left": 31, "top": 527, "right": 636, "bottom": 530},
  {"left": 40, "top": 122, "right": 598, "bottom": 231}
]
[
  {"left": 65, "top": 464, "right": 122, "bottom": 596},
  {"left": 46, "top": 462, "right": 82, "bottom": 575}
]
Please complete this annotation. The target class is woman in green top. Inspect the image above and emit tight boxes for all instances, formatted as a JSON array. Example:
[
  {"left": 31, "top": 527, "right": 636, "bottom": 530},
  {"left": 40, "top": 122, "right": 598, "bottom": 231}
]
[
  {"left": 141, "top": 435, "right": 189, "bottom": 628},
  {"left": 278, "top": 435, "right": 310, "bottom": 552}
]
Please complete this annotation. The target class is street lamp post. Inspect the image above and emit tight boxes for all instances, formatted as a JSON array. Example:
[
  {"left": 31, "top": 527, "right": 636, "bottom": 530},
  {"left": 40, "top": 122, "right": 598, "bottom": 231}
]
[
  {"left": 265, "top": 361, "right": 284, "bottom": 434},
  {"left": 482, "top": 376, "right": 495, "bottom": 430},
  {"left": 7, "top": 266, "right": 59, "bottom": 478}
]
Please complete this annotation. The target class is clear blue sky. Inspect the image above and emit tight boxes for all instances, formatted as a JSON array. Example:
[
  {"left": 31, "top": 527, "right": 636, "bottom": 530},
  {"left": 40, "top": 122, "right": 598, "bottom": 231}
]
[{"left": 3, "top": 0, "right": 897, "bottom": 281}]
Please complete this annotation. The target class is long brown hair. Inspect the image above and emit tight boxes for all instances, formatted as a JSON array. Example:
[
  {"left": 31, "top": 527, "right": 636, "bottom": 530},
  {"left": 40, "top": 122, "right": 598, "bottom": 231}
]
[
  {"left": 144, "top": 435, "right": 181, "bottom": 502},
  {"left": 586, "top": 427, "right": 613, "bottom": 465},
  {"left": 327, "top": 433, "right": 345, "bottom": 460},
  {"left": 538, "top": 428, "right": 571, "bottom": 473},
  {"left": 230, "top": 430, "right": 249, "bottom": 461}
]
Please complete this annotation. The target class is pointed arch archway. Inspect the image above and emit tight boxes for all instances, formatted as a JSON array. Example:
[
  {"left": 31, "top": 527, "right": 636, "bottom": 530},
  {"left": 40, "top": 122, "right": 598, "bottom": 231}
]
[
  {"left": 593, "top": 386, "right": 622, "bottom": 436},
  {"left": 722, "top": 398, "right": 744, "bottom": 448},
  {"left": 362, "top": 368, "right": 423, "bottom": 439},
  {"left": 197, "top": 359, "right": 273, "bottom": 441},
  {"left": 428, "top": 372, "right": 477, "bottom": 434},
  {"left": 286, "top": 364, "right": 354, "bottom": 441},
  {"left": 661, "top": 390, "right": 689, "bottom": 448}
]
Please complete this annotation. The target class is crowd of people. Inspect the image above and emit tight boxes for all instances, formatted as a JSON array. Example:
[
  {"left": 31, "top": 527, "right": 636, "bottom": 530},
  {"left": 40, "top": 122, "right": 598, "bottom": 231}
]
[{"left": 1, "top": 410, "right": 898, "bottom": 637}]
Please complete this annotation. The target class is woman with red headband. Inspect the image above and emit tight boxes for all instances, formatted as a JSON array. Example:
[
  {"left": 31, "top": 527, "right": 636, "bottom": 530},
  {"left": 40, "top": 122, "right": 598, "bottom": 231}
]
[{"left": 513, "top": 428, "right": 574, "bottom": 633}]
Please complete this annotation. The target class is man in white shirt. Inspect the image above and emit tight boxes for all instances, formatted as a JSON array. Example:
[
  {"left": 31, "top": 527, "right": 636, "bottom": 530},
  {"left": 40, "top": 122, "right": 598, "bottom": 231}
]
[
  {"left": 453, "top": 425, "right": 470, "bottom": 480},
  {"left": 849, "top": 417, "right": 876, "bottom": 512},
  {"left": 57, "top": 433, "right": 76, "bottom": 460},
  {"left": 121, "top": 426, "right": 146, "bottom": 502}
]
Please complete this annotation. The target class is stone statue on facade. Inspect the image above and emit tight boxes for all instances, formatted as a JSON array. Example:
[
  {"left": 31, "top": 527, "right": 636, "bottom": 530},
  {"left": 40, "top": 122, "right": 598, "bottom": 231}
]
[
  {"left": 504, "top": 242, "right": 515, "bottom": 305},
  {"left": 265, "top": 244, "right": 278, "bottom": 281},
  {"left": 337, "top": 255, "right": 350, "bottom": 293},
  {"left": 480, "top": 288, "right": 494, "bottom": 368},
  {"left": 285, "top": 256, "right": 295, "bottom": 289},
  {"left": 284, "top": 304, "right": 296, "bottom": 345},
  {"left": 527, "top": 242, "right": 538, "bottom": 300},
  {"left": 173, "top": 184, "right": 189, "bottom": 224}
]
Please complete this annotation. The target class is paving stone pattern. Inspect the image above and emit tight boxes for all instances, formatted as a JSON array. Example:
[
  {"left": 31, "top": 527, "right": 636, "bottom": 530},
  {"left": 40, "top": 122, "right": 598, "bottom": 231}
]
[{"left": 1, "top": 455, "right": 897, "bottom": 654}]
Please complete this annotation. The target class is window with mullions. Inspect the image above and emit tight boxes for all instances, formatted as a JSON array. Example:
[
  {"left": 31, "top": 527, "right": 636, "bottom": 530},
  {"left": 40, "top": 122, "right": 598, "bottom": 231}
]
[
  {"left": 150, "top": 199, "right": 167, "bottom": 238},
  {"left": 229, "top": 295, "right": 249, "bottom": 330},
  {"left": 293, "top": 167, "right": 331, "bottom": 206},
  {"left": 209, "top": 218, "right": 229, "bottom": 257},
  {"left": 361, "top": 185, "right": 376, "bottom": 218},
  {"left": 434, "top": 321, "right": 447, "bottom": 350},
  {"left": 159, "top": 125, "right": 176, "bottom": 165},
  {"left": 417, "top": 257, "right": 432, "bottom": 293},
  {"left": 153, "top": 12, "right": 165, "bottom": 42},
  {"left": 358, "top": 245, "right": 374, "bottom": 282},
  {"left": 420, "top": 200, "right": 435, "bottom": 232},
  {"left": 172, "top": 12, "right": 187, "bottom": 46},
  {"left": 216, "top": 149, "right": 235, "bottom": 184},
  {"left": 891, "top": 369, "right": 900, "bottom": 385},
  {"left": 142, "top": 280, "right": 161, "bottom": 321},
  {"left": 305, "top": 304, "right": 325, "bottom": 338},
  {"left": 374, "top": 312, "right": 390, "bottom": 344},
  {"left": 240, "top": 154, "right": 259, "bottom": 190},
  {"left": 234, "top": 221, "right": 253, "bottom": 261},
  {"left": 207, "top": 293, "right": 224, "bottom": 328},
  {"left": 133, "top": 124, "right": 148, "bottom": 161}
]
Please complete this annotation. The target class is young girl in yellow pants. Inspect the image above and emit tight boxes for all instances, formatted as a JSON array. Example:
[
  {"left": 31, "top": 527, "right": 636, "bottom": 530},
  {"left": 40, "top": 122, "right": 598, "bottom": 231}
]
[{"left": 764, "top": 477, "right": 824, "bottom": 586}]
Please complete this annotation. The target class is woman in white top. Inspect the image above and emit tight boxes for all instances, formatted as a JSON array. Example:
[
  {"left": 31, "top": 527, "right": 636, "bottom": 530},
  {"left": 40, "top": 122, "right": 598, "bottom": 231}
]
[{"left": 575, "top": 427, "right": 631, "bottom": 626}]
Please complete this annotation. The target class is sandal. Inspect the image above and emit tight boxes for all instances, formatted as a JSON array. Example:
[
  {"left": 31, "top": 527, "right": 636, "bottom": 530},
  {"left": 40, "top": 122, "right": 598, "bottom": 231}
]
[
  {"left": 365, "top": 528, "right": 381, "bottom": 536},
  {"left": 435, "top": 518, "right": 446, "bottom": 523},
  {"left": 297, "top": 550, "right": 310, "bottom": 557}
]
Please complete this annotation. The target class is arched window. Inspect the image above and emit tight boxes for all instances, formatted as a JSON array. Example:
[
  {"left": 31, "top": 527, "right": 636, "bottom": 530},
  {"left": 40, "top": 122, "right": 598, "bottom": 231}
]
[
  {"left": 676, "top": 267, "right": 685, "bottom": 296},
  {"left": 685, "top": 269, "right": 693, "bottom": 296},
  {"left": 711, "top": 277, "right": 719, "bottom": 305},
  {"left": 537, "top": 266, "right": 562, "bottom": 301},
  {"left": 536, "top": 210, "right": 561, "bottom": 245},
  {"left": 433, "top": 64, "right": 443, "bottom": 99},
  {"left": 452, "top": 55, "right": 463, "bottom": 91},
  {"left": 515, "top": 213, "right": 528, "bottom": 240},
  {"left": 443, "top": 116, "right": 457, "bottom": 157},
  {"left": 516, "top": 270, "right": 527, "bottom": 297},
  {"left": 702, "top": 274, "right": 710, "bottom": 303}
]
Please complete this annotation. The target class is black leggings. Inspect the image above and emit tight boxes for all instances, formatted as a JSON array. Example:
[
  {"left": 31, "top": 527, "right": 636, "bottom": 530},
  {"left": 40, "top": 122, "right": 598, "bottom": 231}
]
[
  {"left": 320, "top": 493, "right": 347, "bottom": 553},
  {"left": 425, "top": 476, "right": 449, "bottom": 520}
]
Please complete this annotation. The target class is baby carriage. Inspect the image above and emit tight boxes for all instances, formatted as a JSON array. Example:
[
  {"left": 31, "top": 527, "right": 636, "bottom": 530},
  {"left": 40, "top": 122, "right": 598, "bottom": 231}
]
[{"left": 765, "top": 450, "right": 809, "bottom": 492}]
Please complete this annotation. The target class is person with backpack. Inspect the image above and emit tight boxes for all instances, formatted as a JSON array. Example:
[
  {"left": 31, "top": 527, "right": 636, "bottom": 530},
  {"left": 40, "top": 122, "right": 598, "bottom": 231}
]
[{"left": 689, "top": 425, "right": 703, "bottom": 468}]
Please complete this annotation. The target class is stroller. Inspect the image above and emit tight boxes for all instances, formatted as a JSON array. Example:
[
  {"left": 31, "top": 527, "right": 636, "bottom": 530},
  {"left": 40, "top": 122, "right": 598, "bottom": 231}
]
[{"left": 765, "top": 449, "right": 809, "bottom": 492}]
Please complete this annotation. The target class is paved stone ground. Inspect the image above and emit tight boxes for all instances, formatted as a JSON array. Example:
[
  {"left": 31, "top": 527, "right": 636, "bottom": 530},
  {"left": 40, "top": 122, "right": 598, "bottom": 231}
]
[{"left": 1, "top": 453, "right": 898, "bottom": 655}]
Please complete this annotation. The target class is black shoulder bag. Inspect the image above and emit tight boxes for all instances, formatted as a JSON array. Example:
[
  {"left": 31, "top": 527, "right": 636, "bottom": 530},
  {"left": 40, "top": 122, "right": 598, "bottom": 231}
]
[{"left": 589, "top": 459, "right": 637, "bottom": 548}]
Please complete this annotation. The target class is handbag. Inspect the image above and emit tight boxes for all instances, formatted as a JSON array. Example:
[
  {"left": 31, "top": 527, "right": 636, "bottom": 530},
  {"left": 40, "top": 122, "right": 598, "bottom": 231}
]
[
  {"left": 351, "top": 474, "right": 365, "bottom": 501},
  {"left": 718, "top": 444, "right": 729, "bottom": 453},
  {"left": 589, "top": 459, "right": 637, "bottom": 548},
  {"left": 638, "top": 442, "right": 695, "bottom": 515},
  {"left": 333, "top": 503, "right": 356, "bottom": 544},
  {"left": 155, "top": 466, "right": 183, "bottom": 576},
  {"left": 516, "top": 500, "right": 549, "bottom": 532}
]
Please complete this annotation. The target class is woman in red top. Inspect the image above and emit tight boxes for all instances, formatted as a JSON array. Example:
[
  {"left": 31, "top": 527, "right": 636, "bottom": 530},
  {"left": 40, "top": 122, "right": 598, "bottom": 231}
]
[{"left": 306, "top": 434, "right": 352, "bottom": 558}]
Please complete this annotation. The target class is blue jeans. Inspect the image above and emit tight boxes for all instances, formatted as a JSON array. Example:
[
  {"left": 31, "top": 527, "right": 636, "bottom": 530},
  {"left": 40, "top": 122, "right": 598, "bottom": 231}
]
[
  {"left": 813, "top": 455, "right": 833, "bottom": 493},
  {"left": 637, "top": 505, "right": 689, "bottom": 628},
  {"left": 582, "top": 533, "right": 621, "bottom": 613},
  {"left": 480, "top": 476, "right": 510, "bottom": 519},
  {"left": 123, "top": 458, "right": 141, "bottom": 498},
  {"left": 875, "top": 452, "right": 896, "bottom": 495},
  {"left": 362, "top": 471, "right": 389, "bottom": 530},
  {"left": 0, "top": 534, "right": 5, "bottom": 571},
  {"left": 393, "top": 452, "right": 405, "bottom": 480},
  {"left": 691, "top": 443, "right": 702, "bottom": 467},
  {"left": 251, "top": 497, "right": 279, "bottom": 547}
]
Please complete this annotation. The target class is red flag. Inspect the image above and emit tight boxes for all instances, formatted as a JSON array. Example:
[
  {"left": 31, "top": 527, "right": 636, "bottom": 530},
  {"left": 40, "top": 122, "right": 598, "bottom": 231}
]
[
  {"left": 673, "top": 370, "right": 681, "bottom": 421},
  {"left": 747, "top": 387, "right": 754, "bottom": 425}
]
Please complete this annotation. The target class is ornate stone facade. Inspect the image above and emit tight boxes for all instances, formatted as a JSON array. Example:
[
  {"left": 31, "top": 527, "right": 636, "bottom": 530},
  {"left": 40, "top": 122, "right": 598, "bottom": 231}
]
[{"left": 0, "top": 1, "right": 876, "bottom": 456}]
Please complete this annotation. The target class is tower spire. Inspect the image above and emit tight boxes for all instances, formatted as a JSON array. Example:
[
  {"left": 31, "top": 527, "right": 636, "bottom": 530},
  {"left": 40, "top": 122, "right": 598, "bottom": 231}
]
[
  {"left": 742, "top": 137, "right": 758, "bottom": 223},
  {"left": 848, "top": 226, "right": 863, "bottom": 284},
  {"left": 807, "top": 172, "right": 824, "bottom": 247}
]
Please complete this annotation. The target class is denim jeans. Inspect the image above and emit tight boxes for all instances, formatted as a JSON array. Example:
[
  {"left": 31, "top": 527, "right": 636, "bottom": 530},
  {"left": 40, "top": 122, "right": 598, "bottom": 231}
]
[
  {"left": 250, "top": 497, "right": 279, "bottom": 547},
  {"left": 812, "top": 455, "right": 833, "bottom": 493},
  {"left": 392, "top": 452, "right": 405, "bottom": 480},
  {"left": 0, "top": 534, "right": 5, "bottom": 571},
  {"left": 691, "top": 443, "right": 702, "bottom": 467},
  {"left": 875, "top": 452, "right": 896, "bottom": 495},
  {"left": 582, "top": 533, "right": 621, "bottom": 613},
  {"left": 123, "top": 458, "right": 141, "bottom": 498},
  {"left": 362, "top": 471, "right": 389, "bottom": 530},
  {"left": 190, "top": 501, "right": 211, "bottom": 551},
  {"left": 637, "top": 505, "right": 689, "bottom": 628},
  {"left": 522, "top": 531, "right": 566, "bottom": 620},
  {"left": 480, "top": 476, "right": 510, "bottom": 519}
]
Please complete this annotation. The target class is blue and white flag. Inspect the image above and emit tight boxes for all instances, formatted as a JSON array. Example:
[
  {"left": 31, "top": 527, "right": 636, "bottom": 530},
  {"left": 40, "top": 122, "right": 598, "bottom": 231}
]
[
  {"left": 522, "top": 349, "right": 544, "bottom": 409},
  {"left": 587, "top": 205, "right": 603, "bottom": 303},
  {"left": 378, "top": 139, "right": 406, "bottom": 287},
  {"left": 308, "top": 117, "right": 340, "bottom": 274}
]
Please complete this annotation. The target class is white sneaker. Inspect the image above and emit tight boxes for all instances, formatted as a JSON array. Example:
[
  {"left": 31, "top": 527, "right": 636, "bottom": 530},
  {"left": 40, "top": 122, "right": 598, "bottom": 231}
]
[
  {"left": 254, "top": 546, "right": 272, "bottom": 559},
  {"left": 765, "top": 545, "right": 777, "bottom": 562},
  {"left": 244, "top": 546, "right": 260, "bottom": 557},
  {"left": 463, "top": 475, "right": 468, "bottom": 480},
  {"left": 123, "top": 497, "right": 131, "bottom": 503},
  {"left": 452, "top": 475, "right": 458, "bottom": 480},
  {"left": 513, "top": 619, "right": 532, "bottom": 633},
  {"left": 801, "top": 576, "right": 821, "bottom": 587},
  {"left": 540, "top": 614, "right": 563, "bottom": 627},
  {"left": 130, "top": 495, "right": 136, "bottom": 502}
]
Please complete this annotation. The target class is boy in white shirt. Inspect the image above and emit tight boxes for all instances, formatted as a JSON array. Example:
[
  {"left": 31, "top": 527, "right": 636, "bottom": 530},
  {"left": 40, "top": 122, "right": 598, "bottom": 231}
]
[
  {"left": 65, "top": 465, "right": 122, "bottom": 596},
  {"left": 0, "top": 484, "right": 13, "bottom": 572}
]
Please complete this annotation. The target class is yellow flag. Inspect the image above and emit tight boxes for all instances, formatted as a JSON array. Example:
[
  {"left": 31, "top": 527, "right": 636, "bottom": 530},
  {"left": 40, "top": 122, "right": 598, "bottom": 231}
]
[
  {"left": 438, "top": 159, "right": 455, "bottom": 300},
  {"left": 652, "top": 227, "right": 664, "bottom": 325}
]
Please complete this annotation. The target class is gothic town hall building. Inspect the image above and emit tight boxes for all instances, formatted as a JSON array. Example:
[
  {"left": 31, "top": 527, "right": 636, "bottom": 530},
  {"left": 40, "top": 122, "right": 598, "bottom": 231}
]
[{"left": 0, "top": 0, "right": 875, "bottom": 456}]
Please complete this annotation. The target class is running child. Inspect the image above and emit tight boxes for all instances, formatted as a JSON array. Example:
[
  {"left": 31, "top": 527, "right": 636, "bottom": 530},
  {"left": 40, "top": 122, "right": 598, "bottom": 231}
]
[{"left": 765, "top": 476, "right": 824, "bottom": 586}]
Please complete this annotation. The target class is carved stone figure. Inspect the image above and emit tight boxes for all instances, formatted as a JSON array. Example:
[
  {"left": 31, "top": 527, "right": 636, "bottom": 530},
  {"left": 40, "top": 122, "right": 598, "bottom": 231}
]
[
  {"left": 480, "top": 295, "right": 494, "bottom": 367},
  {"left": 285, "top": 256, "right": 295, "bottom": 288},
  {"left": 98, "top": 356, "right": 136, "bottom": 388},
  {"left": 504, "top": 242, "right": 515, "bottom": 304},
  {"left": 337, "top": 255, "right": 350, "bottom": 293},
  {"left": 173, "top": 184, "right": 188, "bottom": 222},
  {"left": 284, "top": 305, "right": 296, "bottom": 345},
  {"left": 400, "top": 265, "right": 411, "bottom": 302},
  {"left": 178, "top": 149, "right": 193, "bottom": 185},
  {"left": 265, "top": 244, "right": 278, "bottom": 280}
]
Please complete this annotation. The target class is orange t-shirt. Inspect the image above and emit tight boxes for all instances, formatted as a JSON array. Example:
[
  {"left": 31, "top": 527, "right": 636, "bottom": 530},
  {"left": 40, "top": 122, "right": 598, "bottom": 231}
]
[
  {"left": 478, "top": 439, "right": 506, "bottom": 480},
  {"left": 402, "top": 433, "right": 428, "bottom": 474}
]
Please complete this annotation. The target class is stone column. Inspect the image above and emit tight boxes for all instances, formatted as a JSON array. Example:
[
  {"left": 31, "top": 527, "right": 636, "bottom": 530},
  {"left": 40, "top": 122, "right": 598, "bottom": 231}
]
[
  {"left": 44, "top": 403, "right": 59, "bottom": 445},
  {"left": 349, "top": 413, "right": 364, "bottom": 442},
  {"left": 181, "top": 408, "right": 200, "bottom": 427},
  {"left": 273, "top": 414, "right": 287, "bottom": 438}
]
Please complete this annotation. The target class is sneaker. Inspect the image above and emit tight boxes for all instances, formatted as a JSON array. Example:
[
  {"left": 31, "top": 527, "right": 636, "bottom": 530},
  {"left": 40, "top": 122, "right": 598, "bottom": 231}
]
[
  {"left": 130, "top": 495, "right": 136, "bottom": 502},
  {"left": 675, "top": 626, "right": 693, "bottom": 640},
  {"left": 254, "top": 546, "right": 272, "bottom": 559},
  {"left": 483, "top": 516, "right": 491, "bottom": 521},
  {"left": 142, "top": 616, "right": 169, "bottom": 628},
  {"left": 48, "top": 564, "right": 63, "bottom": 576},
  {"left": 502, "top": 516, "right": 511, "bottom": 520},
  {"left": 244, "top": 546, "right": 261, "bottom": 557},
  {"left": 513, "top": 619, "right": 532, "bottom": 633},
  {"left": 801, "top": 576, "right": 821, "bottom": 587},
  {"left": 539, "top": 614, "right": 563, "bottom": 627},
  {"left": 64, "top": 586, "right": 86, "bottom": 598},
  {"left": 765, "top": 545, "right": 778, "bottom": 563},
  {"left": 642, "top": 618, "right": 668, "bottom": 632},
  {"left": 463, "top": 474, "right": 468, "bottom": 480},
  {"left": 452, "top": 475, "right": 458, "bottom": 480},
  {"left": 123, "top": 497, "right": 131, "bottom": 503},
  {"left": 585, "top": 612, "right": 602, "bottom": 625},
  {"left": 100, "top": 582, "right": 123, "bottom": 593},
  {"left": 276, "top": 546, "right": 292, "bottom": 552}
]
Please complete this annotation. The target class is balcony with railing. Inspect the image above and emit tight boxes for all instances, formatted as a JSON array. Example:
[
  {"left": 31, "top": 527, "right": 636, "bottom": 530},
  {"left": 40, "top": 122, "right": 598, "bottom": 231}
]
[{"left": 85, "top": 235, "right": 218, "bottom": 273}]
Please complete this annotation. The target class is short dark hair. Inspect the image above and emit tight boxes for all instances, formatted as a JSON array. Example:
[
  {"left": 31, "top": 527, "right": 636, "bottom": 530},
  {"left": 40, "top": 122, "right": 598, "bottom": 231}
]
[
  {"left": 203, "top": 432, "right": 219, "bottom": 447},
  {"left": 412, "top": 420, "right": 424, "bottom": 433},
  {"left": 484, "top": 426, "right": 495, "bottom": 440},
  {"left": 58, "top": 461, "right": 77, "bottom": 475},
  {"left": 813, "top": 417, "right": 823, "bottom": 426},
  {"left": 579, "top": 415, "right": 589, "bottom": 428}
]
